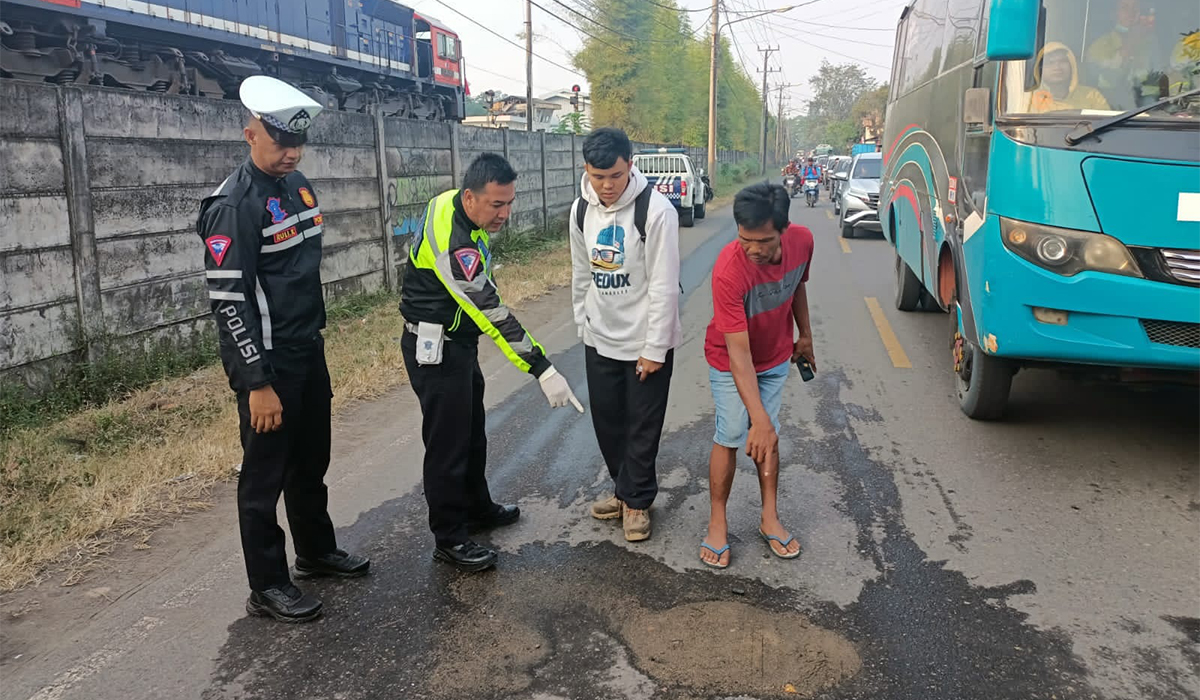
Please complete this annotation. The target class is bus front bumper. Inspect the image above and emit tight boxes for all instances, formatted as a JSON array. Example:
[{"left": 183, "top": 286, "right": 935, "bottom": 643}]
[{"left": 969, "top": 224, "right": 1199, "bottom": 370}]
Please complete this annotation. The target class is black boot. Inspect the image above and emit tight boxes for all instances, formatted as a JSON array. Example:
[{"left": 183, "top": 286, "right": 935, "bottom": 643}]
[
  {"left": 246, "top": 583, "right": 323, "bottom": 623},
  {"left": 467, "top": 504, "right": 520, "bottom": 532},
  {"left": 433, "top": 541, "right": 498, "bottom": 572},
  {"left": 294, "top": 549, "right": 371, "bottom": 579}
]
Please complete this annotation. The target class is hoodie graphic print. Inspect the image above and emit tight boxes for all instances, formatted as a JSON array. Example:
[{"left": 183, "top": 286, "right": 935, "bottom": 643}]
[{"left": 569, "top": 166, "right": 682, "bottom": 363}]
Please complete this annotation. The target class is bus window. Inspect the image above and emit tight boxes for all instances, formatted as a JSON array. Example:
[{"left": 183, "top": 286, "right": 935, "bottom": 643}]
[
  {"left": 1001, "top": 0, "right": 1199, "bottom": 117},
  {"left": 942, "top": 0, "right": 985, "bottom": 71},
  {"left": 898, "top": 0, "right": 950, "bottom": 92}
]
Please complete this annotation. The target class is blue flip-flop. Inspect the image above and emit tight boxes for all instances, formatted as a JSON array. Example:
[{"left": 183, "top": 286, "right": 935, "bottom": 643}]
[
  {"left": 759, "top": 529, "right": 801, "bottom": 559},
  {"left": 699, "top": 541, "right": 730, "bottom": 569}
]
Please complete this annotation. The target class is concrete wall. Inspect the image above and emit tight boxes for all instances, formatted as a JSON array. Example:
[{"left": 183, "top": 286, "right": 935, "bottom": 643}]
[{"left": 0, "top": 83, "right": 748, "bottom": 389}]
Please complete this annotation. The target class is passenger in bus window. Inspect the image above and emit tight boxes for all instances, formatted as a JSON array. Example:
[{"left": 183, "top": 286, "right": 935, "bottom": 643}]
[
  {"left": 1085, "top": 0, "right": 1155, "bottom": 105},
  {"left": 1031, "top": 43, "right": 1110, "bottom": 112}
]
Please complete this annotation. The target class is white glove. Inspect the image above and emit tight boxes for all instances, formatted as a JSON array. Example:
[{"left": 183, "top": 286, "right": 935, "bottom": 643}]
[{"left": 538, "top": 366, "right": 584, "bottom": 413}]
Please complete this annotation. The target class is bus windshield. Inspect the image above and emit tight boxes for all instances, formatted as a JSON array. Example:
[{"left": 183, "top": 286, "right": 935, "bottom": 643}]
[{"left": 1000, "top": 0, "right": 1199, "bottom": 119}]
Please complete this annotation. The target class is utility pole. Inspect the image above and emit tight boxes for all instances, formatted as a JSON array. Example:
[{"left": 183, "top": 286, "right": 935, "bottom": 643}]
[
  {"left": 706, "top": 0, "right": 719, "bottom": 180},
  {"left": 525, "top": 0, "right": 534, "bottom": 132},
  {"left": 756, "top": 46, "right": 779, "bottom": 175},
  {"left": 774, "top": 84, "right": 793, "bottom": 164}
]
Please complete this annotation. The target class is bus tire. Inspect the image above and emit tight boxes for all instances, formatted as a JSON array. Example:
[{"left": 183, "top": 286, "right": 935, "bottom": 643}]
[
  {"left": 695, "top": 201, "right": 706, "bottom": 219},
  {"left": 895, "top": 253, "right": 922, "bottom": 311},
  {"left": 952, "top": 300, "right": 1015, "bottom": 420},
  {"left": 680, "top": 205, "right": 695, "bottom": 228}
]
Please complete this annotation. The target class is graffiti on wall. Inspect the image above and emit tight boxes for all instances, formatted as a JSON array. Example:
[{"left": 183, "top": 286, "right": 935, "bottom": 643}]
[{"left": 386, "top": 174, "right": 440, "bottom": 240}]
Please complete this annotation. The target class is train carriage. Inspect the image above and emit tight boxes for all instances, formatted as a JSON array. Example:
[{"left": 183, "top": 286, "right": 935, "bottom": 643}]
[{"left": 0, "top": 0, "right": 465, "bottom": 120}]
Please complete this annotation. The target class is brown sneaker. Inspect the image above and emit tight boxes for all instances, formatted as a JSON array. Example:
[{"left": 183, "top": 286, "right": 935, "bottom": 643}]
[
  {"left": 590, "top": 495, "right": 623, "bottom": 521},
  {"left": 623, "top": 507, "right": 651, "bottom": 542}
]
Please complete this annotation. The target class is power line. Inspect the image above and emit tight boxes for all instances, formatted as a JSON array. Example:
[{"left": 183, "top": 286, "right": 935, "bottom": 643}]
[
  {"left": 542, "top": 0, "right": 687, "bottom": 44},
  {"left": 427, "top": 0, "right": 587, "bottom": 79},
  {"left": 772, "top": 15, "right": 896, "bottom": 32},
  {"left": 789, "top": 32, "right": 891, "bottom": 69},
  {"left": 467, "top": 62, "right": 558, "bottom": 92},
  {"left": 769, "top": 16, "right": 896, "bottom": 47},
  {"left": 570, "top": 0, "right": 712, "bottom": 39},
  {"left": 722, "top": 0, "right": 828, "bottom": 14},
  {"left": 644, "top": 0, "right": 712, "bottom": 12},
  {"left": 531, "top": 0, "right": 624, "bottom": 51}
]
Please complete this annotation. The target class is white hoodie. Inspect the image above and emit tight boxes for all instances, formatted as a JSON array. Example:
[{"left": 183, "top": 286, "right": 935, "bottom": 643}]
[{"left": 569, "top": 166, "right": 682, "bottom": 363}]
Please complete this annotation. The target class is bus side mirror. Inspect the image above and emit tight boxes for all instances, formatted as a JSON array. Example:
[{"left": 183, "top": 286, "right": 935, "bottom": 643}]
[
  {"left": 963, "top": 87, "right": 992, "bottom": 129},
  {"left": 985, "top": 0, "right": 1039, "bottom": 61}
]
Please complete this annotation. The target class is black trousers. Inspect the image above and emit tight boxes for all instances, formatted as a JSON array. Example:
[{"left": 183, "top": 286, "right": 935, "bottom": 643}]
[
  {"left": 584, "top": 345, "right": 674, "bottom": 510},
  {"left": 401, "top": 331, "right": 495, "bottom": 547},
  {"left": 233, "top": 340, "right": 338, "bottom": 592}
]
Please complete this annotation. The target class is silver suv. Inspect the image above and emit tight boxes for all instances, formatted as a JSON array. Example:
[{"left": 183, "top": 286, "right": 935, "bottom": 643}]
[{"left": 836, "top": 152, "right": 882, "bottom": 239}]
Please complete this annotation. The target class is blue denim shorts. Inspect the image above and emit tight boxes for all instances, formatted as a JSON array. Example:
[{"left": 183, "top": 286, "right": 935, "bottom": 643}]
[{"left": 708, "top": 359, "right": 791, "bottom": 448}]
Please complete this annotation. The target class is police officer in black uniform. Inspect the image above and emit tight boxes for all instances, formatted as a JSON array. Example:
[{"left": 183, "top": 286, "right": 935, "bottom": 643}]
[
  {"left": 198, "top": 76, "right": 368, "bottom": 623},
  {"left": 400, "top": 153, "right": 584, "bottom": 572}
]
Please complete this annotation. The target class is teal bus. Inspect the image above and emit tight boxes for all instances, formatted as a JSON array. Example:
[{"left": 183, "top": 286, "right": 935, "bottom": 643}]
[{"left": 881, "top": 0, "right": 1199, "bottom": 419}]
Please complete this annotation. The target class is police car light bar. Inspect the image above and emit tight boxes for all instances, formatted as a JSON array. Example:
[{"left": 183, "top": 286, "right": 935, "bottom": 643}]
[{"left": 639, "top": 147, "right": 688, "bottom": 154}]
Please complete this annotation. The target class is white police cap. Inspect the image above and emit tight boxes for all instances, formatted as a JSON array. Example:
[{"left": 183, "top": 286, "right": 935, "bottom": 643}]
[{"left": 239, "top": 75, "right": 322, "bottom": 139}]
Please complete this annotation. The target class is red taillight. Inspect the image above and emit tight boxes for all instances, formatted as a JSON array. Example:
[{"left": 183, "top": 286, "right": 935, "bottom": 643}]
[{"left": 680, "top": 180, "right": 687, "bottom": 197}]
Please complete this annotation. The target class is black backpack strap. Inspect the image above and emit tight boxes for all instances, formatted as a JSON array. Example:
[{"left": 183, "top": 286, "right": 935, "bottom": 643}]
[
  {"left": 634, "top": 185, "right": 653, "bottom": 243},
  {"left": 631, "top": 186, "right": 683, "bottom": 295},
  {"left": 573, "top": 197, "right": 588, "bottom": 234}
]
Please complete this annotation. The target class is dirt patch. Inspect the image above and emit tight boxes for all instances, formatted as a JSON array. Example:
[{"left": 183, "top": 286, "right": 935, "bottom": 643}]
[
  {"left": 437, "top": 555, "right": 860, "bottom": 699},
  {"left": 626, "top": 600, "right": 860, "bottom": 696}
]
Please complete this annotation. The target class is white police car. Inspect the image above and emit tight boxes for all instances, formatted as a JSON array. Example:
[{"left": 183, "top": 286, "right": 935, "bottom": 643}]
[{"left": 631, "top": 148, "right": 706, "bottom": 227}]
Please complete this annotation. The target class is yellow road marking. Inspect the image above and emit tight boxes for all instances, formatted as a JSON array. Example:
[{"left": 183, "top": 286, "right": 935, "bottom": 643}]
[
  {"left": 825, "top": 210, "right": 834, "bottom": 220},
  {"left": 864, "top": 297, "right": 913, "bottom": 369},
  {"left": 839, "top": 237, "right": 851, "bottom": 254}
]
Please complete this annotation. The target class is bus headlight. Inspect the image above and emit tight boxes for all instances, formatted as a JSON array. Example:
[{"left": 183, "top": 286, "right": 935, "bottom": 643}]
[{"left": 999, "top": 217, "right": 1143, "bottom": 278}]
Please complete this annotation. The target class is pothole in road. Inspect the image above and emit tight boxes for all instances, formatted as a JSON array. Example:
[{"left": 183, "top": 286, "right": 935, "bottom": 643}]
[{"left": 432, "top": 549, "right": 860, "bottom": 699}]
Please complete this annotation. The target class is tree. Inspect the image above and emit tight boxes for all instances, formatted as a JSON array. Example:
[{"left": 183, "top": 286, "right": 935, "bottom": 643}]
[
  {"left": 806, "top": 61, "right": 877, "bottom": 123},
  {"left": 850, "top": 84, "right": 889, "bottom": 143},
  {"left": 570, "top": 0, "right": 763, "bottom": 150},
  {"left": 795, "top": 61, "right": 879, "bottom": 151}
]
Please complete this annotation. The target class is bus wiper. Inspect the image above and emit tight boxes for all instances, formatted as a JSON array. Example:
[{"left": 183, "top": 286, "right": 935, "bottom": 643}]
[{"left": 1064, "top": 87, "right": 1200, "bottom": 146}]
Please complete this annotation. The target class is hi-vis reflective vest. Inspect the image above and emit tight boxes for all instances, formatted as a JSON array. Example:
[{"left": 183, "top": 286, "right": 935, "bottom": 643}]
[{"left": 399, "top": 189, "right": 551, "bottom": 376}]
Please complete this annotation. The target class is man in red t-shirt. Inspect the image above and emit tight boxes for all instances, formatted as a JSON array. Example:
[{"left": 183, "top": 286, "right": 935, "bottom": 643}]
[{"left": 699, "top": 182, "right": 815, "bottom": 569}]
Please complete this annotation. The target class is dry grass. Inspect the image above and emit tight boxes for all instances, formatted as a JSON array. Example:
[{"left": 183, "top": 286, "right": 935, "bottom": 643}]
[{"left": 0, "top": 236, "right": 571, "bottom": 592}]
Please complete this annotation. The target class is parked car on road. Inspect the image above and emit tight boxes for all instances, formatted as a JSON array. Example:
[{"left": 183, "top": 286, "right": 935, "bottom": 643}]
[
  {"left": 632, "top": 148, "right": 705, "bottom": 227},
  {"left": 829, "top": 156, "right": 851, "bottom": 202},
  {"left": 837, "top": 152, "right": 882, "bottom": 238}
]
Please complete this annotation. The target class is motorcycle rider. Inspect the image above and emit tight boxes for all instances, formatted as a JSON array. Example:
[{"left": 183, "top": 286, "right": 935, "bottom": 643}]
[
  {"left": 782, "top": 160, "right": 801, "bottom": 195},
  {"left": 801, "top": 157, "right": 821, "bottom": 183},
  {"left": 801, "top": 158, "right": 821, "bottom": 204}
]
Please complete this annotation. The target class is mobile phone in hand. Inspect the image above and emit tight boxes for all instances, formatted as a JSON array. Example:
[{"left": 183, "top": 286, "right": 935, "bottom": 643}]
[{"left": 795, "top": 357, "right": 815, "bottom": 382}]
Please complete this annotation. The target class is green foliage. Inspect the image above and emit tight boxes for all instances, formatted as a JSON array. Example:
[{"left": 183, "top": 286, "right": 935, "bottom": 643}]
[
  {"left": 572, "top": 0, "right": 763, "bottom": 150},
  {"left": 552, "top": 111, "right": 590, "bottom": 135},
  {"left": 490, "top": 226, "right": 569, "bottom": 266},
  {"left": 0, "top": 336, "right": 218, "bottom": 437},
  {"left": 789, "top": 62, "right": 888, "bottom": 153}
]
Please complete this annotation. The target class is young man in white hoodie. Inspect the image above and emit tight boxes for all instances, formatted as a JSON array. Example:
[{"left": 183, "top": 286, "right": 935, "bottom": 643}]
[{"left": 570, "top": 128, "right": 682, "bottom": 542}]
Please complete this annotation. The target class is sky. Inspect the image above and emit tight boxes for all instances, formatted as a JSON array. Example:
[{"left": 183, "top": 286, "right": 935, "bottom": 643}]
[{"left": 405, "top": 0, "right": 910, "bottom": 116}]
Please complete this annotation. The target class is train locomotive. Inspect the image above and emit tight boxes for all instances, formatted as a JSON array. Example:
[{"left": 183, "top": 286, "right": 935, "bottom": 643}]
[{"left": 0, "top": 0, "right": 466, "bottom": 120}]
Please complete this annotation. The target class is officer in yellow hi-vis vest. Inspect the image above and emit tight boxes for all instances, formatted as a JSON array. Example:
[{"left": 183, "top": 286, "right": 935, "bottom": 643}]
[{"left": 399, "top": 152, "right": 583, "bottom": 572}]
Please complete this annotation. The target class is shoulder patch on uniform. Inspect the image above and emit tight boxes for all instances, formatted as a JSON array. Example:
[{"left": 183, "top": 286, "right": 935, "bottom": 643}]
[
  {"left": 298, "top": 187, "right": 316, "bottom": 208},
  {"left": 454, "top": 247, "right": 482, "bottom": 280},
  {"left": 206, "top": 235, "right": 232, "bottom": 266},
  {"left": 266, "top": 197, "right": 288, "bottom": 223}
]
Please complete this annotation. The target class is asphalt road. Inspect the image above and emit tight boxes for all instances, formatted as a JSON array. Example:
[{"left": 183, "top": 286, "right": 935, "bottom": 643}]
[{"left": 3, "top": 192, "right": 1198, "bottom": 700}]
